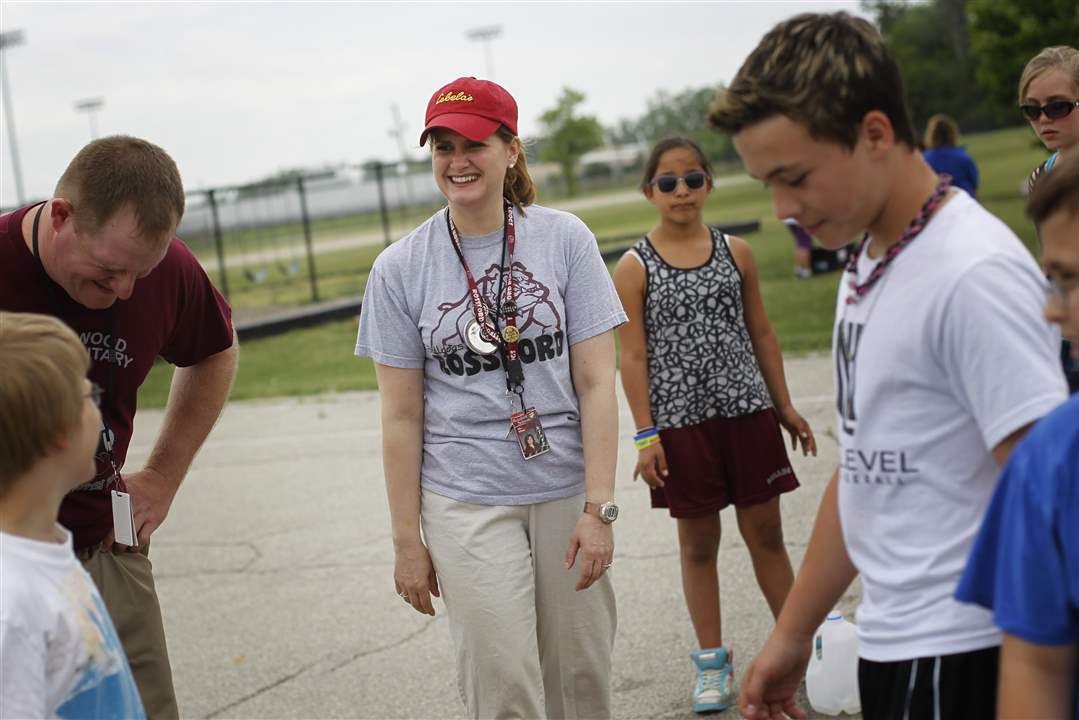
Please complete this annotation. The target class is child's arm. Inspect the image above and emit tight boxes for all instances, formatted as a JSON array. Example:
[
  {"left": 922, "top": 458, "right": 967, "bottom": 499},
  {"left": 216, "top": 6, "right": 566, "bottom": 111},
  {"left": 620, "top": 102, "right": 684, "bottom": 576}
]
[
  {"left": 997, "top": 634, "right": 1076, "bottom": 718},
  {"left": 0, "top": 619, "right": 47, "bottom": 717},
  {"left": 612, "top": 253, "right": 667, "bottom": 487},
  {"left": 729, "top": 235, "right": 817, "bottom": 456}
]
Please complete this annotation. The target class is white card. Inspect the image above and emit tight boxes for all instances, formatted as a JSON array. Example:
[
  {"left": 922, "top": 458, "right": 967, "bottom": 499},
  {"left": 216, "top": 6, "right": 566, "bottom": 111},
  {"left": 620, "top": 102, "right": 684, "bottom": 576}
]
[{"left": 111, "top": 490, "right": 137, "bottom": 546}]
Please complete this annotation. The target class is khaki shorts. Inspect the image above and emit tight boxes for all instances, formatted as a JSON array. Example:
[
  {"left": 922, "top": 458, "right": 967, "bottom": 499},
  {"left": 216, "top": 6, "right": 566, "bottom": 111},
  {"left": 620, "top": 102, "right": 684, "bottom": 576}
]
[
  {"left": 422, "top": 490, "right": 617, "bottom": 719},
  {"left": 79, "top": 543, "right": 179, "bottom": 720}
]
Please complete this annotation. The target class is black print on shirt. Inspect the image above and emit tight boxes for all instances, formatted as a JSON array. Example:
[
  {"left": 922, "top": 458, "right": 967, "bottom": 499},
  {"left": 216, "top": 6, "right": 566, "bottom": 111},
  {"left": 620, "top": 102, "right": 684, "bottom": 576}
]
[
  {"left": 836, "top": 320, "right": 863, "bottom": 436},
  {"left": 428, "top": 260, "right": 565, "bottom": 378}
]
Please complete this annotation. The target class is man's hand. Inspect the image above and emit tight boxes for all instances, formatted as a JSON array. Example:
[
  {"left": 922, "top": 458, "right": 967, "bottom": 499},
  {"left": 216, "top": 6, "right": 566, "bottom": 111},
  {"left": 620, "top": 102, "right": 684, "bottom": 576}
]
[
  {"left": 739, "top": 628, "right": 812, "bottom": 720},
  {"left": 108, "top": 466, "right": 180, "bottom": 551},
  {"left": 564, "top": 512, "right": 614, "bottom": 591}
]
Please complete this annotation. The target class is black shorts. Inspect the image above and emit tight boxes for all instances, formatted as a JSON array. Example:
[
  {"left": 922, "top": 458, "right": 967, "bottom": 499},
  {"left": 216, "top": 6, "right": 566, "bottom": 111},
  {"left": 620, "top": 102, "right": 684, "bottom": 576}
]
[
  {"left": 858, "top": 646, "right": 999, "bottom": 720},
  {"left": 650, "top": 408, "right": 799, "bottom": 518}
]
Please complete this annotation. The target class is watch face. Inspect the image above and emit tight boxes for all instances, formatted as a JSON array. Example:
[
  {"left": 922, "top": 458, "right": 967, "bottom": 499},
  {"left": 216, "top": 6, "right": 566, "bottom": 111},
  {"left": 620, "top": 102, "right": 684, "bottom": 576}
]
[{"left": 600, "top": 502, "right": 619, "bottom": 523}]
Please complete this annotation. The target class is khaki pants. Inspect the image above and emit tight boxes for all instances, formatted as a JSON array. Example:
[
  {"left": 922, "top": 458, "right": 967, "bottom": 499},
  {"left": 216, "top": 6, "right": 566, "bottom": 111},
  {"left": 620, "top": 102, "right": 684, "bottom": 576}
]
[
  {"left": 422, "top": 490, "right": 617, "bottom": 720},
  {"left": 79, "top": 543, "right": 179, "bottom": 720}
]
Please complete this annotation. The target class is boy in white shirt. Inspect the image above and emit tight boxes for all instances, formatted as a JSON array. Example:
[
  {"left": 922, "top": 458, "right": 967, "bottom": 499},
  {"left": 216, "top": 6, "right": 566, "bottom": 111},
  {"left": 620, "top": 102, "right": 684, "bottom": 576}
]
[
  {"left": 0, "top": 311, "right": 145, "bottom": 719},
  {"left": 709, "top": 12, "right": 1068, "bottom": 720}
]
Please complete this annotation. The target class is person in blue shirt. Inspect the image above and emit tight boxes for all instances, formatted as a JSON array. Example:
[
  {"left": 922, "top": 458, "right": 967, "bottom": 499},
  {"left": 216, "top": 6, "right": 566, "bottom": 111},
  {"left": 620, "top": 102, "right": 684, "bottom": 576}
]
[
  {"left": 957, "top": 152, "right": 1079, "bottom": 719},
  {"left": 922, "top": 114, "right": 979, "bottom": 198}
]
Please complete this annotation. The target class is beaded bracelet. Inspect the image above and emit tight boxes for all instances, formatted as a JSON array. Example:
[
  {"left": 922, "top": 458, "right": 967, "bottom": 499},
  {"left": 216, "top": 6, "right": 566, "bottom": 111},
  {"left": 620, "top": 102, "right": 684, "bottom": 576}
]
[{"left": 634, "top": 426, "right": 660, "bottom": 450}]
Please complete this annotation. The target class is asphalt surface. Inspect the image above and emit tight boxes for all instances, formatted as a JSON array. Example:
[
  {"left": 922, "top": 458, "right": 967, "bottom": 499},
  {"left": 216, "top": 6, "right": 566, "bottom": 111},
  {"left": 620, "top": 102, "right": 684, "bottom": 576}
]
[{"left": 130, "top": 352, "right": 863, "bottom": 719}]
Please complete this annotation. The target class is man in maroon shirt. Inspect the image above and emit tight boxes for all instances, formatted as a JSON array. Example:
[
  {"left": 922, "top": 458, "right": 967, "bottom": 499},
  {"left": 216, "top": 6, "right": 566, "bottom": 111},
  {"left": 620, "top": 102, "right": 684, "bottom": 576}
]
[{"left": 0, "top": 136, "right": 238, "bottom": 718}]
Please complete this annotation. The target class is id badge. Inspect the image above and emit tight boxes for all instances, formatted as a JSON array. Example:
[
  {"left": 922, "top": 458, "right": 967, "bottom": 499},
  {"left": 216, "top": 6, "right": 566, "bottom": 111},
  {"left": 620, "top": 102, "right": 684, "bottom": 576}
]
[
  {"left": 111, "top": 490, "right": 138, "bottom": 546},
  {"left": 510, "top": 407, "right": 550, "bottom": 460}
]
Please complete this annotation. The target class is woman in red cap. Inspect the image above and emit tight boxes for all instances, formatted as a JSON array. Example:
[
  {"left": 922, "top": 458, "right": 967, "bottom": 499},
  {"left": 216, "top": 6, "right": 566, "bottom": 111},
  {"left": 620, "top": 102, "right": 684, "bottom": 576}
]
[{"left": 356, "top": 77, "right": 625, "bottom": 719}]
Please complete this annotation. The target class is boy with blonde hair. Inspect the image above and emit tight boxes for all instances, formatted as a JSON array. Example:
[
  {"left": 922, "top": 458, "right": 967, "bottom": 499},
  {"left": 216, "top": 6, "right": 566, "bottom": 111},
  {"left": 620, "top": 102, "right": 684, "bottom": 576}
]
[
  {"left": 710, "top": 12, "right": 1068, "bottom": 719},
  {"left": 0, "top": 311, "right": 144, "bottom": 719}
]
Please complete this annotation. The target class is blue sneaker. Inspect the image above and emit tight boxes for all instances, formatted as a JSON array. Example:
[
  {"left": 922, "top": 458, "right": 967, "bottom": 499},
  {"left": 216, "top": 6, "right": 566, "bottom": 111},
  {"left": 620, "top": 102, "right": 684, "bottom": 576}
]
[{"left": 691, "top": 647, "right": 734, "bottom": 713}]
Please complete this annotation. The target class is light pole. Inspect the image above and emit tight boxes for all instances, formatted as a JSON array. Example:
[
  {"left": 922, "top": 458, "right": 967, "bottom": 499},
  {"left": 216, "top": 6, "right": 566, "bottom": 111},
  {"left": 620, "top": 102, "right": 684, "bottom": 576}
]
[
  {"left": 74, "top": 97, "right": 105, "bottom": 141},
  {"left": 465, "top": 25, "right": 502, "bottom": 81},
  {"left": 0, "top": 29, "right": 27, "bottom": 205}
]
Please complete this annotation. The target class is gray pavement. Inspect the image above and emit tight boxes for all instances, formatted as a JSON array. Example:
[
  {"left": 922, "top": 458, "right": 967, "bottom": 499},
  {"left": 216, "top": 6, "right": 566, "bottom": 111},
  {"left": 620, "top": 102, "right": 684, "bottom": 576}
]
[{"left": 131, "top": 352, "right": 862, "bottom": 719}]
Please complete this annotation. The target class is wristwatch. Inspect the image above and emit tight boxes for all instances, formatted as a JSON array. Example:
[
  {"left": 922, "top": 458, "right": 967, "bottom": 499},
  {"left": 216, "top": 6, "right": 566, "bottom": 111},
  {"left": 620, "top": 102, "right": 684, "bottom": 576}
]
[{"left": 584, "top": 500, "right": 619, "bottom": 524}]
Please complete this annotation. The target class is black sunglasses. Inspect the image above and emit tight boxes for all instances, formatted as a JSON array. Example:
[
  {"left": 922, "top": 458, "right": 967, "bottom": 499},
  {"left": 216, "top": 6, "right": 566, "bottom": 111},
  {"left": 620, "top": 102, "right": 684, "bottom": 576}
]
[
  {"left": 1019, "top": 99, "right": 1079, "bottom": 122},
  {"left": 650, "top": 171, "right": 709, "bottom": 193}
]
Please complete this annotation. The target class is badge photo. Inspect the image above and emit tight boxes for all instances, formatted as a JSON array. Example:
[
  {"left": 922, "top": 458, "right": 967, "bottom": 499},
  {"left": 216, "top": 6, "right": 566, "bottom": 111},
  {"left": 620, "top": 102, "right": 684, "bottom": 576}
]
[{"left": 511, "top": 407, "right": 550, "bottom": 460}]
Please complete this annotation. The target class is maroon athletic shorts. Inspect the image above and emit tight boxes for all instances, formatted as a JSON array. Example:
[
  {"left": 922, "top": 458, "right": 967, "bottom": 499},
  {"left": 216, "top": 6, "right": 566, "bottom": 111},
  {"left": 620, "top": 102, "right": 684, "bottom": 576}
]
[{"left": 651, "top": 408, "right": 799, "bottom": 518}]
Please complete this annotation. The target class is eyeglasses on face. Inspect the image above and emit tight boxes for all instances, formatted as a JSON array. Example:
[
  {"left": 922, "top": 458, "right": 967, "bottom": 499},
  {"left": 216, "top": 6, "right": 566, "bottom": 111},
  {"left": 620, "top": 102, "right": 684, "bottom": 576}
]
[
  {"left": 1020, "top": 99, "right": 1079, "bottom": 122},
  {"left": 650, "top": 171, "right": 709, "bottom": 193},
  {"left": 1047, "top": 275, "right": 1077, "bottom": 305}
]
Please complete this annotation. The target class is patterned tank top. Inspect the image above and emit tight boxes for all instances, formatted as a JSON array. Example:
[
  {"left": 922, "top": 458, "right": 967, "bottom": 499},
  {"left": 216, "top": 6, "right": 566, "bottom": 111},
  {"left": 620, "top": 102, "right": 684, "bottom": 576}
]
[{"left": 630, "top": 228, "right": 772, "bottom": 429}]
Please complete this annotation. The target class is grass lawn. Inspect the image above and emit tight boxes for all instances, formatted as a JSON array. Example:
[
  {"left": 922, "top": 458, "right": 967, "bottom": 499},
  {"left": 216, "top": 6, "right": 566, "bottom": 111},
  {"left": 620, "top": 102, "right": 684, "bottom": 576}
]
[{"left": 139, "top": 125, "right": 1049, "bottom": 407}]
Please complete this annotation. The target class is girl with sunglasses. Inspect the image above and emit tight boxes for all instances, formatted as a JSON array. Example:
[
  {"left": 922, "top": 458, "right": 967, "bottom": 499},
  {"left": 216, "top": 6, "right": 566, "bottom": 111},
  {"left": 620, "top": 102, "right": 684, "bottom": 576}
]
[
  {"left": 1021, "top": 46, "right": 1079, "bottom": 193},
  {"left": 613, "top": 137, "right": 816, "bottom": 714},
  {"left": 1020, "top": 45, "right": 1079, "bottom": 393}
]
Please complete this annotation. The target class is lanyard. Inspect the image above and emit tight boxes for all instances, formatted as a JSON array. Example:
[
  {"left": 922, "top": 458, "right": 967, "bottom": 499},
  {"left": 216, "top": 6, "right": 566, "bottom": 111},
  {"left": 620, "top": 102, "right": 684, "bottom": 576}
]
[
  {"left": 845, "top": 175, "right": 951, "bottom": 305},
  {"left": 445, "top": 202, "right": 527, "bottom": 400}
]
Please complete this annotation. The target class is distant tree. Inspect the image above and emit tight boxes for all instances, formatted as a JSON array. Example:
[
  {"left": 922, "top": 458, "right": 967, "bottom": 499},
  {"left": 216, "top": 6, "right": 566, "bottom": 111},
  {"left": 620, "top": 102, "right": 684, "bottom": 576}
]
[
  {"left": 538, "top": 88, "right": 605, "bottom": 197},
  {"left": 968, "top": 0, "right": 1079, "bottom": 110},
  {"left": 865, "top": 0, "right": 1008, "bottom": 134},
  {"left": 615, "top": 86, "right": 736, "bottom": 164}
]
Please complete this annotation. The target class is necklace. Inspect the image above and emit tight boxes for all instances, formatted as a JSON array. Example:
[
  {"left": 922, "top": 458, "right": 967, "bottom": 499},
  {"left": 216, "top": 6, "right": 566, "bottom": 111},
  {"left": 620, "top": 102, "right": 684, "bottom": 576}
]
[{"left": 845, "top": 175, "right": 951, "bottom": 305}]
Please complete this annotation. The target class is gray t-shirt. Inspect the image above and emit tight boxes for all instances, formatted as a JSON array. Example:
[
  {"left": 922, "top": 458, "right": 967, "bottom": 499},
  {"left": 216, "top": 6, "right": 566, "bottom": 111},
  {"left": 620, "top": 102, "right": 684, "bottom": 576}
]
[{"left": 356, "top": 204, "right": 627, "bottom": 505}]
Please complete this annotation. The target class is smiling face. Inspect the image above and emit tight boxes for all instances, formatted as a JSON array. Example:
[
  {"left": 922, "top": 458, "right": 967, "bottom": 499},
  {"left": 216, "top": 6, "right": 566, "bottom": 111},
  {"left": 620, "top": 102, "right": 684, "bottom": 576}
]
[
  {"left": 1040, "top": 208, "right": 1079, "bottom": 354},
  {"left": 430, "top": 128, "right": 518, "bottom": 216},
  {"left": 1024, "top": 69, "right": 1079, "bottom": 154},
  {"left": 643, "top": 146, "right": 713, "bottom": 224},
  {"left": 47, "top": 201, "right": 171, "bottom": 310},
  {"left": 734, "top": 114, "right": 885, "bottom": 249}
]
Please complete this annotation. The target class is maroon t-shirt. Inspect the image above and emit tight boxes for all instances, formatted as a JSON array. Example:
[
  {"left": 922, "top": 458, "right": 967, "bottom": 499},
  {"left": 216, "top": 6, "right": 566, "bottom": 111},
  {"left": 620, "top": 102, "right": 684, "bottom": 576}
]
[{"left": 0, "top": 204, "right": 234, "bottom": 549}]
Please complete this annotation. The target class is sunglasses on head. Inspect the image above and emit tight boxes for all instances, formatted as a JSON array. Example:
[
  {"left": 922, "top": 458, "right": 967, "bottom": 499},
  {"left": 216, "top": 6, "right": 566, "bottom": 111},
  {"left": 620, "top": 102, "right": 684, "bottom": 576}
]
[
  {"left": 650, "top": 171, "right": 709, "bottom": 193},
  {"left": 1020, "top": 99, "right": 1079, "bottom": 122}
]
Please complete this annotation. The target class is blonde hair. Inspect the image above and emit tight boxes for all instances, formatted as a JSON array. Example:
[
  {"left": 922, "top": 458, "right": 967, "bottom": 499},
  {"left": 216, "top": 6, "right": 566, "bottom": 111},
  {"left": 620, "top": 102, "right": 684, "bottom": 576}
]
[
  {"left": 55, "top": 135, "right": 184, "bottom": 243},
  {"left": 0, "top": 313, "right": 90, "bottom": 491},
  {"left": 1018, "top": 46, "right": 1079, "bottom": 104},
  {"left": 925, "top": 114, "right": 959, "bottom": 149},
  {"left": 496, "top": 126, "right": 536, "bottom": 212},
  {"left": 709, "top": 12, "right": 916, "bottom": 149}
]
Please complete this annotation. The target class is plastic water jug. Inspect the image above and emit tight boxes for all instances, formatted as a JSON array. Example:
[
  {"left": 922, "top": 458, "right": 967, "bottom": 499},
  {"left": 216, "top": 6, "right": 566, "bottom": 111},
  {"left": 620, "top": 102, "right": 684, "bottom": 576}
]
[{"left": 805, "top": 611, "right": 861, "bottom": 715}]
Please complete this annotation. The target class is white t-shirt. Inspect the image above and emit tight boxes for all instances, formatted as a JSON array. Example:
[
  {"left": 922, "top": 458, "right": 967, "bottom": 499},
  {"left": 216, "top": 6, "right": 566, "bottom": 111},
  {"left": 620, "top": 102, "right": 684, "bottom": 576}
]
[
  {"left": 832, "top": 190, "right": 1068, "bottom": 661},
  {"left": 356, "top": 204, "right": 627, "bottom": 505},
  {"left": 0, "top": 526, "right": 145, "bottom": 719}
]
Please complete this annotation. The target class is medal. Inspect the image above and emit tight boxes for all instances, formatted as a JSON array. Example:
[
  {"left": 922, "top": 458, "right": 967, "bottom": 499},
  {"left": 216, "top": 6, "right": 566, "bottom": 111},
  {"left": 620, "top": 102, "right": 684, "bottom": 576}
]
[
  {"left": 501, "top": 325, "right": 520, "bottom": 343},
  {"left": 465, "top": 319, "right": 500, "bottom": 355}
]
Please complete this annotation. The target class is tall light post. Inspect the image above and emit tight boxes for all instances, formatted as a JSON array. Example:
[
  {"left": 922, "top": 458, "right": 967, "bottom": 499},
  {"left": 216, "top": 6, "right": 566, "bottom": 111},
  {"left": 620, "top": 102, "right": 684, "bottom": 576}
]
[
  {"left": 465, "top": 25, "right": 502, "bottom": 80},
  {"left": 74, "top": 97, "right": 105, "bottom": 141},
  {"left": 0, "top": 29, "right": 27, "bottom": 205}
]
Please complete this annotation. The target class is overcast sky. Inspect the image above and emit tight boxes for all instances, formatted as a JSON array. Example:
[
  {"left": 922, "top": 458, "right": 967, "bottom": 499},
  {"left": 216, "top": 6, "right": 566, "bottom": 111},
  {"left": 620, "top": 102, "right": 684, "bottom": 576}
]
[{"left": 0, "top": 1, "right": 869, "bottom": 207}]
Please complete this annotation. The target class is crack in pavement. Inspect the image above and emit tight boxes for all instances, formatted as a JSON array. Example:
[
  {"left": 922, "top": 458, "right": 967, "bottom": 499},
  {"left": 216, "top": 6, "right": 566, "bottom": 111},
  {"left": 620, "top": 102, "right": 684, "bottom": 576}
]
[{"left": 205, "top": 617, "right": 441, "bottom": 718}]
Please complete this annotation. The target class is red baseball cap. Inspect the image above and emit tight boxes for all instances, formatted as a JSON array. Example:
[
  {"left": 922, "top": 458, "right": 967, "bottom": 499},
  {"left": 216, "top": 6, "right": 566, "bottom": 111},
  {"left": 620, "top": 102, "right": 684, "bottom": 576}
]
[{"left": 419, "top": 77, "right": 518, "bottom": 146}]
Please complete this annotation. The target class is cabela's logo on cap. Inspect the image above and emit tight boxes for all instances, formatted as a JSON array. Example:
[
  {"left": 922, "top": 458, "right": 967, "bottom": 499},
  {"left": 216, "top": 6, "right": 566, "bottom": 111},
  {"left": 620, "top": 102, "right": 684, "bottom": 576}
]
[{"left": 436, "top": 90, "right": 474, "bottom": 105}]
